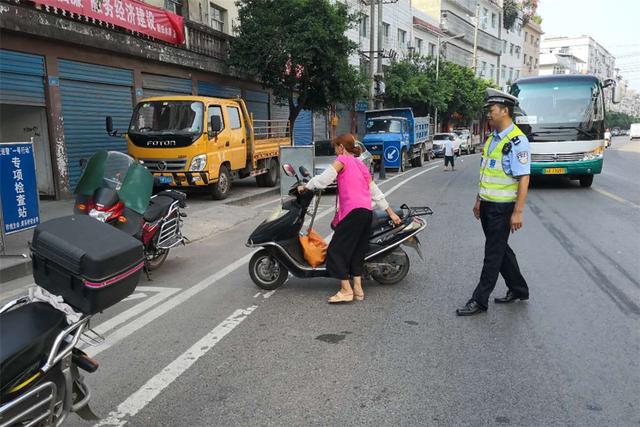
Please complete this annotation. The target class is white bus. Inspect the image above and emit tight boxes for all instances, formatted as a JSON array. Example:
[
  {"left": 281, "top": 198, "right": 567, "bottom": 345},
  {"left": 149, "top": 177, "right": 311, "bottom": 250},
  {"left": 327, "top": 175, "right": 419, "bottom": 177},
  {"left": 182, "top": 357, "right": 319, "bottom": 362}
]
[{"left": 510, "top": 74, "right": 620, "bottom": 187}]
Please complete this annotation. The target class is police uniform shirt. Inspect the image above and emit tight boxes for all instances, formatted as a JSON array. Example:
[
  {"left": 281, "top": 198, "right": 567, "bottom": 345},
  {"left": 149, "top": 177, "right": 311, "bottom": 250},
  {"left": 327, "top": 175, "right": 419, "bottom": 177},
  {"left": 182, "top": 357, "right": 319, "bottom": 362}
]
[{"left": 486, "top": 123, "right": 531, "bottom": 177}]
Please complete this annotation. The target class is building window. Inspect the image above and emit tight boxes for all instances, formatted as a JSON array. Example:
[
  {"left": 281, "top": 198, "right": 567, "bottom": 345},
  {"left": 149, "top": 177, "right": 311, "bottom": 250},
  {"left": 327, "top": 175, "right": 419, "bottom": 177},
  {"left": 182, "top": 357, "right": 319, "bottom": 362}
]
[
  {"left": 515, "top": 70, "right": 520, "bottom": 80},
  {"left": 164, "top": 0, "right": 182, "bottom": 15},
  {"left": 510, "top": 43, "right": 514, "bottom": 55},
  {"left": 359, "top": 15, "right": 369, "bottom": 38},
  {"left": 428, "top": 42, "right": 436, "bottom": 57},
  {"left": 535, "top": 58, "right": 538, "bottom": 68},
  {"left": 491, "top": 13, "right": 497, "bottom": 28},
  {"left": 523, "top": 54, "right": 527, "bottom": 64},
  {"left": 525, "top": 32, "right": 528, "bottom": 42},
  {"left": 503, "top": 40, "right": 507, "bottom": 54},
  {"left": 509, "top": 67, "right": 514, "bottom": 82},
  {"left": 501, "top": 65, "right": 506, "bottom": 78},
  {"left": 397, "top": 29, "right": 406, "bottom": 48},
  {"left": 517, "top": 24, "right": 522, "bottom": 36},
  {"left": 490, "top": 64, "right": 495, "bottom": 80},
  {"left": 209, "top": 3, "right": 225, "bottom": 32},
  {"left": 516, "top": 46, "right": 521, "bottom": 59},
  {"left": 415, "top": 37, "right": 423, "bottom": 55},
  {"left": 383, "top": 22, "right": 390, "bottom": 45}
]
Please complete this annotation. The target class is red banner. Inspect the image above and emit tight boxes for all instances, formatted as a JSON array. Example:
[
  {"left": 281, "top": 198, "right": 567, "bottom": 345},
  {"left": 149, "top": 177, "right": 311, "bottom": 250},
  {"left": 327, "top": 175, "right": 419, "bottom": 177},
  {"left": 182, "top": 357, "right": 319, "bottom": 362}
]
[{"left": 35, "top": 0, "right": 184, "bottom": 44}]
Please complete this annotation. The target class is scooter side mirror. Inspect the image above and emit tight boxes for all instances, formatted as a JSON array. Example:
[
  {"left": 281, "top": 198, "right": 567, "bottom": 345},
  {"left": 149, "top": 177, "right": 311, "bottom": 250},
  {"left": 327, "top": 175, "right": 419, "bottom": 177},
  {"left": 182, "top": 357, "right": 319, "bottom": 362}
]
[
  {"left": 282, "top": 164, "right": 297, "bottom": 177},
  {"left": 299, "top": 166, "right": 311, "bottom": 178}
]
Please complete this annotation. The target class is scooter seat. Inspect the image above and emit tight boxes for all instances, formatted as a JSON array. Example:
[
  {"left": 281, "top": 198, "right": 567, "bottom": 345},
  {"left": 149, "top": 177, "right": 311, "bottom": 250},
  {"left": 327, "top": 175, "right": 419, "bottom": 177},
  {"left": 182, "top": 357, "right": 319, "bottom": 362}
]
[
  {"left": 0, "top": 302, "right": 67, "bottom": 390},
  {"left": 155, "top": 190, "right": 187, "bottom": 205},
  {"left": 143, "top": 195, "right": 175, "bottom": 222},
  {"left": 371, "top": 207, "right": 404, "bottom": 228}
]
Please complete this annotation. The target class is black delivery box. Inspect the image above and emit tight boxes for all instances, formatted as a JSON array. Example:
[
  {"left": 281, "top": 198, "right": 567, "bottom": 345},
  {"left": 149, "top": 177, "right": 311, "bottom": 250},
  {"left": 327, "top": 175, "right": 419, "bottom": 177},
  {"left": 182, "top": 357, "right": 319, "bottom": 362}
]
[{"left": 31, "top": 215, "right": 144, "bottom": 314}]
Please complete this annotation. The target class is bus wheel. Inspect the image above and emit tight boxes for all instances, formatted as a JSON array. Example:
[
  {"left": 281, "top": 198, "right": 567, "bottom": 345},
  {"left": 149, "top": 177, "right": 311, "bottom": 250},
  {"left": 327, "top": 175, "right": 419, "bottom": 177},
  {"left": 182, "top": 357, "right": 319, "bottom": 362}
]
[
  {"left": 211, "top": 165, "right": 231, "bottom": 200},
  {"left": 579, "top": 174, "right": 594, "bottom": 188}
]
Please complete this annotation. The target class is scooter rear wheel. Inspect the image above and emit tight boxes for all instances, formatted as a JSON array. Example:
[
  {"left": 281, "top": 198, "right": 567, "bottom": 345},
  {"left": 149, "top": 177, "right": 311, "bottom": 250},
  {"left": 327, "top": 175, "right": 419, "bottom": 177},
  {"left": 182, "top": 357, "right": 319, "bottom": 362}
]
[
  {"left": 371, "top": 248, "right": 410, "bottom": 285},
  {"left": 146, "top": 249, "right": 169, "bottom": 271},
  {"left": 249, "top": 250, "right": 289, "bottom": 290}
]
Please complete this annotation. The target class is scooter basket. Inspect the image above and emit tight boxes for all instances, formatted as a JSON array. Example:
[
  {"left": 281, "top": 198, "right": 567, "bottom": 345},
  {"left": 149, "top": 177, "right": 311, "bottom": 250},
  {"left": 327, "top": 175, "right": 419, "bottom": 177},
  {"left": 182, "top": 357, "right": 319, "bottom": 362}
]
[{"left": 31, "top": 215, "right": 144, "bottom": 314}]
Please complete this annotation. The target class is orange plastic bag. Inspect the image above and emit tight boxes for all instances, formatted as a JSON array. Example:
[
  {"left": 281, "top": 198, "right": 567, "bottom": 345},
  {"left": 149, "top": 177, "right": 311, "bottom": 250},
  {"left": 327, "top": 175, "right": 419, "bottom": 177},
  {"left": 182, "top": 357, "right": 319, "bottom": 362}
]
[{"left": 299, "top": 229, "right": 328, "bottom": 267}]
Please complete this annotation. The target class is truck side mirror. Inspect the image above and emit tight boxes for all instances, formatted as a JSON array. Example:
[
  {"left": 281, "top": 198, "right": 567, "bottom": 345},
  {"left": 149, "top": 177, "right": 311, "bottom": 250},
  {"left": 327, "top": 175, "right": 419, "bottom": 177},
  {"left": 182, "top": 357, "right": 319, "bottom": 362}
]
[
  {"left": 106, "top": 116, "right": 116, "bottom": 136},
  {"left": 210, "top": 116, "right": 222, "bottom": 134},
  {"left": 612, "top": 86, "right": 622, "bottom": 104}
]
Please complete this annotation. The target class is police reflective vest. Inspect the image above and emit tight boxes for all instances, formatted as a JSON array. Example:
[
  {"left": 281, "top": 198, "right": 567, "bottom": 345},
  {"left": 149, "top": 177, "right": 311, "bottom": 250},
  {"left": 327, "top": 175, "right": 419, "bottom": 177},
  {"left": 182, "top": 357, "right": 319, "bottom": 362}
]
[{"left": 478, "top": 126, "right": 524, "bottom": 202}]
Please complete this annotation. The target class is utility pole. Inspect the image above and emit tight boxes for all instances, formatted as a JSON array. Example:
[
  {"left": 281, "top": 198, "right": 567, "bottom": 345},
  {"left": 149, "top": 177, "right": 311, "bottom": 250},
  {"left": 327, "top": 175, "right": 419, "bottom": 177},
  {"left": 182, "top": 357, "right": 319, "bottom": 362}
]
[
  {"left": 368, "top": 0, "right": 376, "bottom": 110},
  {"left": 376, "top": 0, "right": 384, "bottom": 110},
  {"left": 471, "top": 1, "right": 480, "bottom": 72}
]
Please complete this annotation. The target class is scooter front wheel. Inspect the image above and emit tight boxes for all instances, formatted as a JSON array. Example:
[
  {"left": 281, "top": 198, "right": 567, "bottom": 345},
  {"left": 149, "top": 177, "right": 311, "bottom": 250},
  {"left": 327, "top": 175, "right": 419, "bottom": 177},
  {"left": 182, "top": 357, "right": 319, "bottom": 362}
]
[{"left": 249, "top": 250, "right": 289, "bottom": 290}]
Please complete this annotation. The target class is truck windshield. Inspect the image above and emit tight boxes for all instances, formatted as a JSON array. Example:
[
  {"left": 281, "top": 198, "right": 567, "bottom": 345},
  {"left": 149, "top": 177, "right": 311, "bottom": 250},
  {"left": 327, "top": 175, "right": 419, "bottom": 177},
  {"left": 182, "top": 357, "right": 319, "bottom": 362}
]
[
  {"left": 366, "top": 119, "right": 402, "bottom": 133},
  {"left": 129, "top": 101, "right": 204, "bottom": 135},
  {"left": 511, "top": 80, "right": 599, "bottom": 127}
]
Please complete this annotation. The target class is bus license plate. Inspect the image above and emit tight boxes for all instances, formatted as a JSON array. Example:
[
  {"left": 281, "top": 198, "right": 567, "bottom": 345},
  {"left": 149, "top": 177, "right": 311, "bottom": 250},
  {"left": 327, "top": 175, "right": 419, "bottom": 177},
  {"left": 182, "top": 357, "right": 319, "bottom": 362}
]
[
  {"left": 158, "top": 176, "right": 173, "bottom": 184},
  {"left": 373, "top": 154, "right": 381, "bottom": 160},
  {"left": 543, "top": 168, "right": 566, "bottom": 175}
]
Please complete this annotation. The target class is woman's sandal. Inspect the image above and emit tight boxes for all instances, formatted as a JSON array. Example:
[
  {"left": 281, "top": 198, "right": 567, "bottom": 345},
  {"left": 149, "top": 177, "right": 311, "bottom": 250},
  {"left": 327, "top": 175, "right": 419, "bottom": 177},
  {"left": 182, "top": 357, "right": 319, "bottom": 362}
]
[
  {"left": 328, "top": 291, "right": 354, "bottom": 303},
  {"left": 353, "top": 290, "right": 365, "bottom": 301}
]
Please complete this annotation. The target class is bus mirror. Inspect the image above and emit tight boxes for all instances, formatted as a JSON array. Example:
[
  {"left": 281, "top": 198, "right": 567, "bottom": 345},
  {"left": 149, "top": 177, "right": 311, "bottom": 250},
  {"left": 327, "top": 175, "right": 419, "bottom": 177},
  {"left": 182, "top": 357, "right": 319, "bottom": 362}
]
[{"left": 612, "top": 86, "right": 622, "bottom": 104}]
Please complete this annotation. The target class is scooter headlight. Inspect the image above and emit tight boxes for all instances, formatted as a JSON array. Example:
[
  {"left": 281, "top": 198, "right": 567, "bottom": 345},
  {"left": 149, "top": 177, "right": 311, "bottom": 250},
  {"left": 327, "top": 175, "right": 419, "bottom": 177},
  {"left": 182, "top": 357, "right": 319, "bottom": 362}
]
[
  {"left": 190, "top": 154, "right": 207, "bottom": 171},
  {"left": 89, "top": 209, "right": 111, "bottom": 222}
]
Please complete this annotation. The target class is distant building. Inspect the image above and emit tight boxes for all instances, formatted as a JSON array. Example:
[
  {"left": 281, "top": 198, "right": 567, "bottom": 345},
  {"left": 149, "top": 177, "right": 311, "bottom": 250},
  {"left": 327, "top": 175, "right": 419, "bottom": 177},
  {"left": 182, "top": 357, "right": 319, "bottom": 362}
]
[
  {"left": 538, "top": 51, "right": 585, "bottom": 76},
  {"left": 610, "top": 85, "right": 640, "bottom": 118},
  {"left": 521, "top": 19, "right": 543, "bottom": 77},
  {"left": 540, "top": 35, "right": 616, "bottom": 82}
]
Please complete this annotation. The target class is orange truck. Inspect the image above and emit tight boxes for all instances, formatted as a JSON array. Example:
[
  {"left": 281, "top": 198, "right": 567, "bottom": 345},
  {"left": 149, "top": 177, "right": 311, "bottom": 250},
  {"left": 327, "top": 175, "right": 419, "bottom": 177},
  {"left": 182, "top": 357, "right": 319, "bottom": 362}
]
[{"left": 120, "top": 95, "right": 290, "bottom": 199}]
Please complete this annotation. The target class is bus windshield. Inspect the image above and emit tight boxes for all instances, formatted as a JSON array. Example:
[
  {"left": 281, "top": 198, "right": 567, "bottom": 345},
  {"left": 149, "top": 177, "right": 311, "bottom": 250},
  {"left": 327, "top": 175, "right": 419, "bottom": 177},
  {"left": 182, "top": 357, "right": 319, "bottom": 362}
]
[
  {"left": 129, "top": 101, "right": 204, "bottom": 135},
  {"left": 511, "top": 80, "right": 600, "bottom": 127}
]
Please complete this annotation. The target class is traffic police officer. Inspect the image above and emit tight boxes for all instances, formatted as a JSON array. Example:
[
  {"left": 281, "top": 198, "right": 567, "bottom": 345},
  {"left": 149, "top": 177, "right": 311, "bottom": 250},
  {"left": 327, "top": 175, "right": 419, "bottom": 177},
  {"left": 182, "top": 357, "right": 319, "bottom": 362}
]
[{"left": 456, "top": 88, "right": 531, "bottom": 316}]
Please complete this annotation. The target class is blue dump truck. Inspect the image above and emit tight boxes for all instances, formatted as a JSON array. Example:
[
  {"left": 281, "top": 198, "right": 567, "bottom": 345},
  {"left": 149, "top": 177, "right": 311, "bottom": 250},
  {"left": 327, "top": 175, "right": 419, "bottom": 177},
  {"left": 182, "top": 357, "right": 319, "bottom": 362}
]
[{"left": 362, "top": 108, "right": 432, "bottom": 171}]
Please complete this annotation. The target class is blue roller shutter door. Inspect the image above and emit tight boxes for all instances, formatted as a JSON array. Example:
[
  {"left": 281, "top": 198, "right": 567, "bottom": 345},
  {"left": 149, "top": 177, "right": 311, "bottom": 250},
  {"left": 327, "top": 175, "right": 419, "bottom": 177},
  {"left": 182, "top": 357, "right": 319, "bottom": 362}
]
[
  {"left": 244, "top": 89, "right": 269, "bottom": 122},
  {"left": 142, "top": 74, "right": 192, "bottom": 98},
  {"left": 197, "top": 81, "right": 241, "bottom": 98},
  {"left": 0, "top": 49, "right": 46, "bottom": 106},
  {"left": 58, "top": 60, "right": 134, "bottom": 189},
  {"left": 293, "top": 109, "right": 312, "bottom": 145}
]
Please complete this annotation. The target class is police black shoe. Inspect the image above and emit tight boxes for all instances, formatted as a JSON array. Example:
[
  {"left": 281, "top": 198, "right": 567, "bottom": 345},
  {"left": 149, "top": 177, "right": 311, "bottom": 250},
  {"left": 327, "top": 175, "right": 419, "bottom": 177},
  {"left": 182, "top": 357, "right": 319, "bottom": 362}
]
[
  {"left": 456, "top": 301, "right": 486, "bottom": 316},
  {"left": 494, "top": 291, "right": 529, "bottom": 304}
]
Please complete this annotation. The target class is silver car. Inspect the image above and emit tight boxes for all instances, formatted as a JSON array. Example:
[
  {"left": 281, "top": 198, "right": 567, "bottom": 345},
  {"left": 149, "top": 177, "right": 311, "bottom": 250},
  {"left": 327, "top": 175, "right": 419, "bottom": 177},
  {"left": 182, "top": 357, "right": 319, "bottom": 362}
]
[{"left": 314, "top": 140, "right": 374, "bottom": 189}]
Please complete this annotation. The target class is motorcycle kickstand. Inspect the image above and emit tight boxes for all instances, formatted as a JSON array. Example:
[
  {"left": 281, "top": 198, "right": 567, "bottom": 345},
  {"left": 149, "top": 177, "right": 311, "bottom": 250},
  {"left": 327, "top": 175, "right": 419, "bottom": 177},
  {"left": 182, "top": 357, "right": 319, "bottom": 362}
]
[{"left": 143, "top": 262, "right": 152, "bottom": 281}]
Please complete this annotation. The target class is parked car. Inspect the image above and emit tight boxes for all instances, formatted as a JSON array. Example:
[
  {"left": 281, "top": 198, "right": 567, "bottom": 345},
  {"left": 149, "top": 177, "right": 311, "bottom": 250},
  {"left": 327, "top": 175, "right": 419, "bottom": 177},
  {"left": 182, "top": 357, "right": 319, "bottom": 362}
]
[
  {"left": 631, "top": 123, "right": 640, "bottom": 140},
  {"left": 453, "top": 128, "right": 474, "bottom": 154},
  {"left": 314, "top": 139, "right": 373, "bottom": 189},
  {"left": 432, "top": 133, "right": 461, "bottom": 157}
]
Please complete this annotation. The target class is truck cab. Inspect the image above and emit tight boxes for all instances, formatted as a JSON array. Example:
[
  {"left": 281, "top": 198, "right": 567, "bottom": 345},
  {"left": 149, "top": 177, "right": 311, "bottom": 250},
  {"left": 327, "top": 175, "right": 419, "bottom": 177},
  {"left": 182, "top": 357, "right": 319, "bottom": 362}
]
[{"left": 125, "top": 96, "right": 290, "bottom": 199}]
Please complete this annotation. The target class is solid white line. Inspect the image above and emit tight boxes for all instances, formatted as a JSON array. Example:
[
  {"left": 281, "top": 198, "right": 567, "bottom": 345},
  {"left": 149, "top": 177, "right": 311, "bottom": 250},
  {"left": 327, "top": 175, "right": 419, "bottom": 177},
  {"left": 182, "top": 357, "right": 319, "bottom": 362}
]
[
  {"left": 383, "top": 163, "right": 442, "bottom": 197},
  {"left": 253, "top": 196, "right": 282, "bottom": 209},
  {"left": 121, "top": 293, "right": 147, "bottom": 302},
  {"left": 94, "top": 305, "right": 258, "bottom": 427},
  {"left": 84, "top": 256, "right": 252, "bottom": 358},
  {"left": 262, "top": 290, "right": 276, "bottom": 299},
  {"left": 592, "top": 187, "right": 640, "bottom": 209}
]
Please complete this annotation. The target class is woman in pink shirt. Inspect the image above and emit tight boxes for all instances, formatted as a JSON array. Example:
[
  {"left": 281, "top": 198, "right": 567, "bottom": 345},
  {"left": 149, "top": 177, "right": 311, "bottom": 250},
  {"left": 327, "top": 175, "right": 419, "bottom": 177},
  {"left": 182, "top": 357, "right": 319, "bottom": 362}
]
[{"left": 302, "top": 134, "right": 401, "bottom": 303}]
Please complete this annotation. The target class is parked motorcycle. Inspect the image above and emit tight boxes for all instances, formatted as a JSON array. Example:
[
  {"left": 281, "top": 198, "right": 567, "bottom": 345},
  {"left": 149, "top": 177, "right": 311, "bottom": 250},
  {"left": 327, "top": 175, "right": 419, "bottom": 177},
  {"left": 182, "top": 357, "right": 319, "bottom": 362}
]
[
  {"left": 246, "top": 164, "right": 432, "bottom": 289},
  {"left": 74, "top": 150, "right": 187, "bottom": 271},
  {"left": 0, "top": 215, "right": 144, "bottom": 426}
]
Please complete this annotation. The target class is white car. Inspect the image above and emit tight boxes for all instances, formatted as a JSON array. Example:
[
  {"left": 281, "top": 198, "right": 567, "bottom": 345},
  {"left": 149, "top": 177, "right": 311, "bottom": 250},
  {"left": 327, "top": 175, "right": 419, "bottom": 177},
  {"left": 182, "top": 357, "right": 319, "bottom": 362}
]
[
  {"left": 432, "top": 133, "right": 462, "bottom": 157},
  {"left": 630, "top": 123, "right": 640, "bottom": 140},
  {"left": 453, "top": 129, "right": 474, "bottom": 154}
]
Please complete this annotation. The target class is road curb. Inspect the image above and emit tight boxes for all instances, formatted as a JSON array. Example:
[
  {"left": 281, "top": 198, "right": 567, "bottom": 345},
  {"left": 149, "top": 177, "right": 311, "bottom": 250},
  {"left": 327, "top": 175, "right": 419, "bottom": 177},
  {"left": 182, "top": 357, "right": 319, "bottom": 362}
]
[
  {"left": 0, "top": 257, "right": 31, "bottom": 284},
  {"left": 224, "top": 187, "right": 279, "bottom": 206}
]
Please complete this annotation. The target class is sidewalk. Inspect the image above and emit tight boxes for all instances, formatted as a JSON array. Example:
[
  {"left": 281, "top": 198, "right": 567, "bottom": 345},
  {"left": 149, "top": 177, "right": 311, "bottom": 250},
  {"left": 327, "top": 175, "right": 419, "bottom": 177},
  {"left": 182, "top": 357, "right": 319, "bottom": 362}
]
[{"left": 0, "top": 178, "right": 278, "bottom": 283}]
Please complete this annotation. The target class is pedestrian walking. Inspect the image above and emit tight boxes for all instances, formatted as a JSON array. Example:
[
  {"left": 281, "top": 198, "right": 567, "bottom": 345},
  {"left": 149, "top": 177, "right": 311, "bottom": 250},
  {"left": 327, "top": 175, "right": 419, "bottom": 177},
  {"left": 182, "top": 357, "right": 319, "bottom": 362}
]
[
  {"left": 300, "top": 134, "right": 401, "bottom": 303},
  {"left": 604, "top": 128, "right": 611, "bottom": 147},
  {"left": 456, "top": 89, "right": 531, "bottom": 316},
  {"left": 443, "top": 136, "right": 455, "bottom": 171}
]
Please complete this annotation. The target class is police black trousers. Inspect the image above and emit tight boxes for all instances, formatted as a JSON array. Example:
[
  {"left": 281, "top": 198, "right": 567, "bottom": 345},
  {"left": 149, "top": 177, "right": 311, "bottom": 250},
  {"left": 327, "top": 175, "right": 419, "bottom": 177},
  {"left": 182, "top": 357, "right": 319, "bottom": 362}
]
[{"left": 471, "top": 201, "right": 529, "bottom": 309}]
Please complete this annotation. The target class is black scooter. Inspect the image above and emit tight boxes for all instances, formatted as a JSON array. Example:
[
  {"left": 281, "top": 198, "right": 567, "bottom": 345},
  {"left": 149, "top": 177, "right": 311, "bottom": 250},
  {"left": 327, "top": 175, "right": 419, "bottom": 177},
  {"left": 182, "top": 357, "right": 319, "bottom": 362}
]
[{"left": 246, "top": 163, "right": 433, "bottom": 290}]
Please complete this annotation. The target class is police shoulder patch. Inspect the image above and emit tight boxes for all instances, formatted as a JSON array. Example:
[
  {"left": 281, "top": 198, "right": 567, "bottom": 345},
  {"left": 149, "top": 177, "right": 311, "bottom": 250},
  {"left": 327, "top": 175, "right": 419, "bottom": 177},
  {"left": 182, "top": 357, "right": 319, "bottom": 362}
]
[
  {"left": 510, "top": 136, "right": 521, "bottom": 145},
  {"left": 502, "top": 142, "right": 512, "bottom": 155},
  {"left": 517, "top": 151, "right": 529, "bottom": 164}
]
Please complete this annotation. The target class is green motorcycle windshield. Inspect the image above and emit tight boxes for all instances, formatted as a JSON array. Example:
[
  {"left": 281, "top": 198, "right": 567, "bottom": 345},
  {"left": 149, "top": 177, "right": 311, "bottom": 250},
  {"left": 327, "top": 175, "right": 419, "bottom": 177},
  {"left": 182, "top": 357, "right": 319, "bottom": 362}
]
[
  {"left": 74, "top": 150, "right": 108, "bottom": 196},
  {"left": 118, "top": 163, "right": 154, "bottom": 215}
]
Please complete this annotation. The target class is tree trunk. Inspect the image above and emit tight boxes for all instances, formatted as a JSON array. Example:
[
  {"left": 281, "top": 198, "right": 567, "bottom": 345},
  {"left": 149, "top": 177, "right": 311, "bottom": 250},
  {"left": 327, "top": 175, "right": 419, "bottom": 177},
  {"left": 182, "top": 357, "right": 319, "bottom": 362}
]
[{"left": 288, "top": 96, "right": 302, "bottom": 144}]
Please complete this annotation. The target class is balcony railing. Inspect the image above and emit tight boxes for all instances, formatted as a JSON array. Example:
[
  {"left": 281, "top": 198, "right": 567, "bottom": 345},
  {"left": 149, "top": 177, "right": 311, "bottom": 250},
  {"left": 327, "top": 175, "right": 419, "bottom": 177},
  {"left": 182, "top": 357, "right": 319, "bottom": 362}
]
[
  {"left": 441, "top": 10, "right": 501, "bottom": 55},
  {"left": 184, "top": 20, "right": 231, "bottom": 60}
]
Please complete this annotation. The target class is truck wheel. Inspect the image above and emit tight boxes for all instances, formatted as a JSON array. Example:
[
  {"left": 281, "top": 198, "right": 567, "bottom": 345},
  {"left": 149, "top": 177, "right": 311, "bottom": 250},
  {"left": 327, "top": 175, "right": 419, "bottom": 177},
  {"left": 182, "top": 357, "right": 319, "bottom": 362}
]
[
  {"left": 400, "top": 149, "right": 407, "bottom": 172},
  {"left": 411, "top": 145, "right": 425, "bottom": 167},
  {"left": 579, "top": 174, "right": 594, "bottom": 188},
  {"left": 262, "top": 158, "right": 279, "bottom": 187},
  {"left": 211, "top": 165, "right": 231, "bottom": 200}
]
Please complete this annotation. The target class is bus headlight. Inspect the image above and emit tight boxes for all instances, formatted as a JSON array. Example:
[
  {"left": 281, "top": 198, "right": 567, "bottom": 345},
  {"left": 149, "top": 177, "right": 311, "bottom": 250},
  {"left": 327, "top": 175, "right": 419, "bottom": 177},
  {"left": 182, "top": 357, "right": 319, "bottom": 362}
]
[
  {"left": 190, "top": 154, "right": 207, "bottom": 171},
  {"left": 582, "top": 147, "right": 604, "bottom": 161}
]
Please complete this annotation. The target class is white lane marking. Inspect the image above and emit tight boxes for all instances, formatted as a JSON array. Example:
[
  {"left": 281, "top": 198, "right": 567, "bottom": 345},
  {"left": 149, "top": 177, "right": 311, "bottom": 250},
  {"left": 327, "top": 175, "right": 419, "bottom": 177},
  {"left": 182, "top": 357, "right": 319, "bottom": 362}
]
[
  {"left": 383, "top": 163, "right": 442, "bottom": 197},
  {"left": 262, "top": 290, "right": 276, "bottom": 299},
  {"left": 592, "top": 187, "right": 640, "bottom": 209},
  {"left": 94, "top": 305, "right": 258, "bottom": 427},
  {"left": 253, "top": 197, "right": 282, "bottom": 209},
  {"left": 85, "top": 256, "right": 253, "bottom": 358},
  {"left": 253, "top": 292, "right": 261, "bottom": 298},
  {"left": 122, "top": 293, "right": 147, "bottom": 302}
]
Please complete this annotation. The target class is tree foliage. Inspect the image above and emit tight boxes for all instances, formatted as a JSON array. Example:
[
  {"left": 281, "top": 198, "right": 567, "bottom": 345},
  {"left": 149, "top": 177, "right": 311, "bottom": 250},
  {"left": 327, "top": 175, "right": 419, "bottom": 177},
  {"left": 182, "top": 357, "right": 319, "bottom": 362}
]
[
  {"left": 228, "top": 0, "right": 366, "bottom": 132},
  {"left": 384, "top": 56, "right": 494, "bottom": 124},
  {"left": 607, "top": 111, "right": 640, "bottom": 129}
]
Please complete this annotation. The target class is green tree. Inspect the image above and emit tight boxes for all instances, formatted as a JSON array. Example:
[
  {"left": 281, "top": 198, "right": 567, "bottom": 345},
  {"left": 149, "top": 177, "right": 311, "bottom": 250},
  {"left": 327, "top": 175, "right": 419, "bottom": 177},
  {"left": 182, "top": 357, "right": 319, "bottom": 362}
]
[
  {"left": 607, "top": 111, "right": 640, "bottom": 129},
  {"left": 228, "top": 0, "right": 365, "bottom": 134}
]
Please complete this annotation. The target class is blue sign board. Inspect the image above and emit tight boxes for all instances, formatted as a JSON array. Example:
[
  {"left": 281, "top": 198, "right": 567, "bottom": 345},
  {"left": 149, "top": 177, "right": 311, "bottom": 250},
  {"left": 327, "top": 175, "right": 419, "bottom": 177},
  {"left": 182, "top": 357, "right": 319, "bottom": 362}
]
[
  {"left": 383, "top": 144, "right": 401, "bottom": 168},
  {"left": 0, "top": 142, "right": 40, "bottom": 235},
  {"left": 355, "top": 100, "right": 369, "bottom": 112}
]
